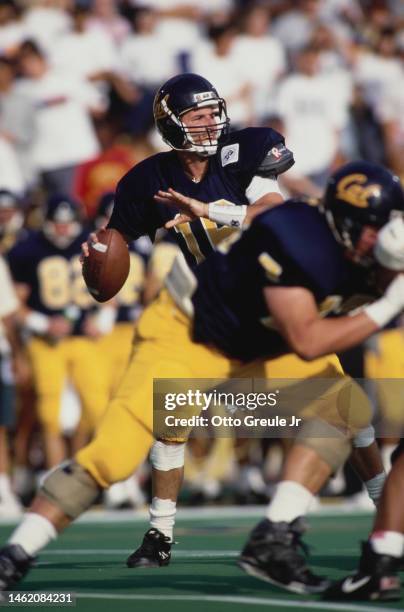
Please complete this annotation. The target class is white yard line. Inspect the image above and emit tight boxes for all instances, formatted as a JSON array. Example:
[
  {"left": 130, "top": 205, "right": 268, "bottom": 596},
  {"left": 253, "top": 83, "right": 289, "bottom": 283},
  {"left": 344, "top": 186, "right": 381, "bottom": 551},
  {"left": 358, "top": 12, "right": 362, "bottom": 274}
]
[
  {"left": 0, "top": 503, "right": 373, "bottom": 526},
  {"left": 39, "top": 548, "right": 358, "bottom": 557},
  {"left": 75, "top": 592, "right": 395, "bottom": 612}
]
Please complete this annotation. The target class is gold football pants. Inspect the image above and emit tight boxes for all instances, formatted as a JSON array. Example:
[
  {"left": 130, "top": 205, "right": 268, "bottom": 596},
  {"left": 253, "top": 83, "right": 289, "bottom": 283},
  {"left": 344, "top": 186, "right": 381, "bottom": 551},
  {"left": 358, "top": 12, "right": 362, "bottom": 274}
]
[
  {"left": 28, "top": 336, "right": 110, "bottom": 435},
  {"left": 365, "top": 329, "right": 404, "bottom": 433},
  {"left": 76, "top": 290, "right": 369, "bottom": 488}
]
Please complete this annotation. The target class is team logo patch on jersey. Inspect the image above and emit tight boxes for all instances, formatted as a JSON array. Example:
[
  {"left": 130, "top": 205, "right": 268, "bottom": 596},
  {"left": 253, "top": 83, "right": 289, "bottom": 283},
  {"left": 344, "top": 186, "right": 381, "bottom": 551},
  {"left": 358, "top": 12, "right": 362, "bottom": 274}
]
[{"left": 221, "top": 144, "right": 239, "bottom": 167}]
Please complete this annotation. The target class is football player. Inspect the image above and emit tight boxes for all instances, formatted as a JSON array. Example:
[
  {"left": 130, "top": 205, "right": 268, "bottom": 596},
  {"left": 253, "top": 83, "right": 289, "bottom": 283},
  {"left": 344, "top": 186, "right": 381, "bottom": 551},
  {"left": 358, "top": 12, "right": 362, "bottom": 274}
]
[
  {"left": 0, "top": 191, "right": 26, "bottom": 255},
  {"left": 81, "top": 71, "right": 293, "bottom": 551},
  {"left": 1, "top": 161, "right": 404, "bottom": 596},
  {"left": 7, "top": 195, "right": 111, "bottom": 469}
]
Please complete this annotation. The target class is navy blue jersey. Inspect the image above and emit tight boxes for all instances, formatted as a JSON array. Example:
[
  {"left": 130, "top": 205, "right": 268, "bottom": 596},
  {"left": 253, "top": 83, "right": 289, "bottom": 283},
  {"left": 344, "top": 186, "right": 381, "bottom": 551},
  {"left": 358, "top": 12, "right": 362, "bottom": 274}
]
[
  {"left": 108, "top": 128, "right": 290, "bottom": 268},
  {"left": 191, "top": 201, "right": 378, "bottom": 361},
  {"left": 7, "top": 230, "right": 97, "bottom": 335}
]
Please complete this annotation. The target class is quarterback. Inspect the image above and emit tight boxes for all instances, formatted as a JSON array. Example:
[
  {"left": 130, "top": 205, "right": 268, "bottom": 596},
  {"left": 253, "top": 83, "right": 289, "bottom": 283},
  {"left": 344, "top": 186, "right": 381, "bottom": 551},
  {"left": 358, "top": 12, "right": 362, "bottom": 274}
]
[{"left": 84, "top": 72, "right": 296, "bottom": 556}]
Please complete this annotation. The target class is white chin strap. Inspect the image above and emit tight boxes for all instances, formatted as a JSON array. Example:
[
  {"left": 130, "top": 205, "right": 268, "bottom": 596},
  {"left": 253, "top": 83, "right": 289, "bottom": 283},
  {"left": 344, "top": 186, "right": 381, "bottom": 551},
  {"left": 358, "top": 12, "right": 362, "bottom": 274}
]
[{"left": 185, "top": 140, "right": 219, "bottom": 157}]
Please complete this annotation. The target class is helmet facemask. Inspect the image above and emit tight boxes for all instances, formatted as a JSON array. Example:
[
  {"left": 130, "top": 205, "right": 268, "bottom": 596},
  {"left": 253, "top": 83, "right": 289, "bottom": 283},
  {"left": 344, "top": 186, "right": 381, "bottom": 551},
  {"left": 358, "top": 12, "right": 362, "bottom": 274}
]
[
  {"left": 159, "top": 96, "right": 229, "bottom": 157},
  {"left": 43, "top": 202, "right": 81, "bottom": 248}
]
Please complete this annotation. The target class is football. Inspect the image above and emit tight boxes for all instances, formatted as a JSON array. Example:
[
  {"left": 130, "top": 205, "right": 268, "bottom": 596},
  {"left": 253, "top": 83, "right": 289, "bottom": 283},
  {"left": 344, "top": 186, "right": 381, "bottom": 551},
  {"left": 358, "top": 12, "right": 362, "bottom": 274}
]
[{"left": 82, "top": 228, "right": 130, "bottom": 302}]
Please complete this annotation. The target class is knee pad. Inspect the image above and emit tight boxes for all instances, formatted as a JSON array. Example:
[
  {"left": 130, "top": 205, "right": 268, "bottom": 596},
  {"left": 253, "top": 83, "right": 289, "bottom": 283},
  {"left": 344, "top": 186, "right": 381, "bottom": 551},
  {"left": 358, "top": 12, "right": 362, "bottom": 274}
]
[
  {"left": 40, "top": 461, "right": 102, "bottom": 519},
  {"left": 296, "top": 419, "right": 351, "bottom": 472},
  {"left": 150, "top": 440, "right": 186, "bottom": 471}
]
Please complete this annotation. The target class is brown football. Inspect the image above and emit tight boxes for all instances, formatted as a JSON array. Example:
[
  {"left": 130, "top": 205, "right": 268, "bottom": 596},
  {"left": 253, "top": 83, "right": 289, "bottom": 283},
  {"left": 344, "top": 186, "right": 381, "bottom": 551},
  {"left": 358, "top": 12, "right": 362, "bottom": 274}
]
[{"left": 82, "top": 228, "right": 130, "bottom": 302}]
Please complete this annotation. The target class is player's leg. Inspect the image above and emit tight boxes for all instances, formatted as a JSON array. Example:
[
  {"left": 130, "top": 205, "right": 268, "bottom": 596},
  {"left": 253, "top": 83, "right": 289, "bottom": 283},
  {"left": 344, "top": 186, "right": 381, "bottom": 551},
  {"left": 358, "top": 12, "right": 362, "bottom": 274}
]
[
  {"left": 237, "top": 353, "right": 370, "bottom": 594},
  {"left": 325, "top": 439, "right": 404, "bottom": 601},
  {"left": 26, "top": 339, "right": 67, "bottom": 468},
  {"left": 126, "top": 291, "right": 233, "bottom": 567},
  {"left": 69, "top": 337, "right": 110, "bottom": 438},
  {"left": 126, "top": 439, "right": 185, "bottom": 568},
  {"left": 0, "top": 291, "right": 230, "bottom": 588}
]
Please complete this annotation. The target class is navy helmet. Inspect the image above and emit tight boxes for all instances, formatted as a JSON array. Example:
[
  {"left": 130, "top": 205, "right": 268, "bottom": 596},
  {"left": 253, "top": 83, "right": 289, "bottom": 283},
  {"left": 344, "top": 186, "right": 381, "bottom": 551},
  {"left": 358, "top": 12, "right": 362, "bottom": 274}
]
[
  {"left": 322, "top": 161, "right": 404, "bottom": 263},
  {"left": 153, "top": 73, "right": 229, "bottom": 157},
  {"left": 43, "top": 194, "right": 82, "bottom": 248}
]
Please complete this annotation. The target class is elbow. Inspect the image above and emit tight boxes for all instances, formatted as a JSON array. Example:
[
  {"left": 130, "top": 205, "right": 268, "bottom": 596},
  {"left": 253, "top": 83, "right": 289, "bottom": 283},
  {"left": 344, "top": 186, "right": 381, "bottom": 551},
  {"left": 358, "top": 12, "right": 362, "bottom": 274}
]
[{"left": 289, "top": 336, "right": 323, "bottom": 362}]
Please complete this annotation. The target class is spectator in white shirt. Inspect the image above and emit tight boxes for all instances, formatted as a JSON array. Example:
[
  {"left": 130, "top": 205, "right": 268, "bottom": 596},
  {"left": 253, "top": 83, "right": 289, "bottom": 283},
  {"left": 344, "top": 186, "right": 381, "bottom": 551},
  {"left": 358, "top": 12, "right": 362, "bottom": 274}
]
[
  {"left": 0, "top": 57, "right": 35, "bottom": 188},
  {"left": 86, "top": 0, "right": 131, "bottom": 46},
  {"left": 118, "top": 7, "right": 178, "bottom": 135},
  {"left": 22, "top": 0, "right": 72, "bottom": 57},
  {"left": 135, "top": 0, "right": 204, "bottom": 58},
  {"left": 376, "top": 65, "right": 404, "bottom": 177},
  {"left": 272, "top": 0, "right": 322, "bottom": 54},
  {"left": 274, "top": 45, "right": 350, "bottom": 187},
  {"left": 51, "top": 3, "right": 119, "bottom": 84},
  {"left": 351, "top": 29, "right": 402, "bottom": 110},
  {"left": 0, "top": 0, "right": 26, "bottom": 58},
  {"left": 231, "top": 3, "right": 286, "bottom": 122},
  {"left": 191, "top": 21, "right": 253, "bottom": 128},
  {"left": 15, "top": 40, "right": 103, "bottom": 196}
]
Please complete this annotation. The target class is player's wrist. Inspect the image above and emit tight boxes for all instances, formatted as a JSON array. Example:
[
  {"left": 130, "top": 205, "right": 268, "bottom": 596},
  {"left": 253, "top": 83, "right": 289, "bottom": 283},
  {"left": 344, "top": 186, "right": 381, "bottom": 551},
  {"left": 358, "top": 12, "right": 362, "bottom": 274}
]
[
  {"left": 363, "top": 296, "right": 402, "bottom": 328},
  {"left": 208, "top": 201, "right": 247, "bottom": 228}
]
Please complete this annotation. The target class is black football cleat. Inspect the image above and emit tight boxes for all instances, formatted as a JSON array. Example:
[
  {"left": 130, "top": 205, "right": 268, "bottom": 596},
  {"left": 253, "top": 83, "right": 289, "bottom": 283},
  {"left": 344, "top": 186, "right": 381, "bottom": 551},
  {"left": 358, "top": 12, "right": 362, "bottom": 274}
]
[
  {"left": 238, "top": 517, "right": 330, "bottom": 594},
  {"left": 324, "top": 541, "right": 401, "bottom": 601},
  {"left": 126, "top": 528, "right": 171, "bottom": 568},
  {"left": 0, "top": 544, "right": 34, "bottom": 590}
]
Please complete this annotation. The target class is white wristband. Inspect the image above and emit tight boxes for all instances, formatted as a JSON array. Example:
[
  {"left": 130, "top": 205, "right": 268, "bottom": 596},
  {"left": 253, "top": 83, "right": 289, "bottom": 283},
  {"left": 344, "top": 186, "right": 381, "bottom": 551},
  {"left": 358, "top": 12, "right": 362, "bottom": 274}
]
[
  {"left": 25, "top": 311, "right": 50, "bottom": 334},
  {"left": 208, "top": 201, "right": 247, "bottom": 228},
  {"left": 363, "top": 297, "right": 401, "bottom": 328},
  {"left": 94, "top": 306, "right": 116, "bottom": 334}
]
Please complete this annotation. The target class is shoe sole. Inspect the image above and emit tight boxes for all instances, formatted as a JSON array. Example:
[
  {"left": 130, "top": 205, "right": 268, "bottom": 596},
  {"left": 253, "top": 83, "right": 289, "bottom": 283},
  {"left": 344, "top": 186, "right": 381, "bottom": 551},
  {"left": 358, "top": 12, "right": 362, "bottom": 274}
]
[
  {"left": 238, "top": 558, "right": 329, "bottom": 595},
  {"left": 126, "top": 558, "right": 170, "bottom": 569}
]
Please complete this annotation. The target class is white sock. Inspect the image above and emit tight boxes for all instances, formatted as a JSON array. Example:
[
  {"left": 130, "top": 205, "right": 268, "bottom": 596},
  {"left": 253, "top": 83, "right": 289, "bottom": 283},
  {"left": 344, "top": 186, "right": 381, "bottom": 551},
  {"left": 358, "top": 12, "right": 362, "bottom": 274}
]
[
  {"left": 364, "top": 472, "right": 386, "bottom": 505},
  {"left": 8, "top": 513, "right": 57, "bottom": 557},
  {"left": 381, "top": 444, "right": 396, "bottom": 473},
  {"left": 0, "top": 473, "right": 13, "bottom": 498},
  {"left": 149, "top": 497, "right": 176, "bottom": 542},
  {"left": 370, "top": 531, "right": 404, "bottom": 558},
  {"left": 266, "top": 480, "right": 314, "bottom": 523}
]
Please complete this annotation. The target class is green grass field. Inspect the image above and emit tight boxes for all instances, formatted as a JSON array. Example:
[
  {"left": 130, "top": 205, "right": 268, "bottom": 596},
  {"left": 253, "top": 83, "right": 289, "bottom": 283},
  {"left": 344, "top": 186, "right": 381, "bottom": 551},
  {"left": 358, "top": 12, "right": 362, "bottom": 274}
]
[{"left": 0, "top": 508, "right": 402, "bottom": 612}]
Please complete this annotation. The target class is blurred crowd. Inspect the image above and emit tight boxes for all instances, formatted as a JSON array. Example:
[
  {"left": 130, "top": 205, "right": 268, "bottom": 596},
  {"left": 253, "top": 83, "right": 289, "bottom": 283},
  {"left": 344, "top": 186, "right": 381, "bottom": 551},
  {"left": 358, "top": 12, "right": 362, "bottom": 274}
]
[{"left": 0, "top": 0, "right": 404, "bottom": 515}]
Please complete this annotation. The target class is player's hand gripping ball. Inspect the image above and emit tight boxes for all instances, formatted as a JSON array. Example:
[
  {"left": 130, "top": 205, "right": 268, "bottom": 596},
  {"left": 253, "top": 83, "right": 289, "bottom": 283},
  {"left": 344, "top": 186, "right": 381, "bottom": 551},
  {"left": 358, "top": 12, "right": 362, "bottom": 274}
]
[{"left": 82, "top": 229, "right": 129, "bottom": 302}]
